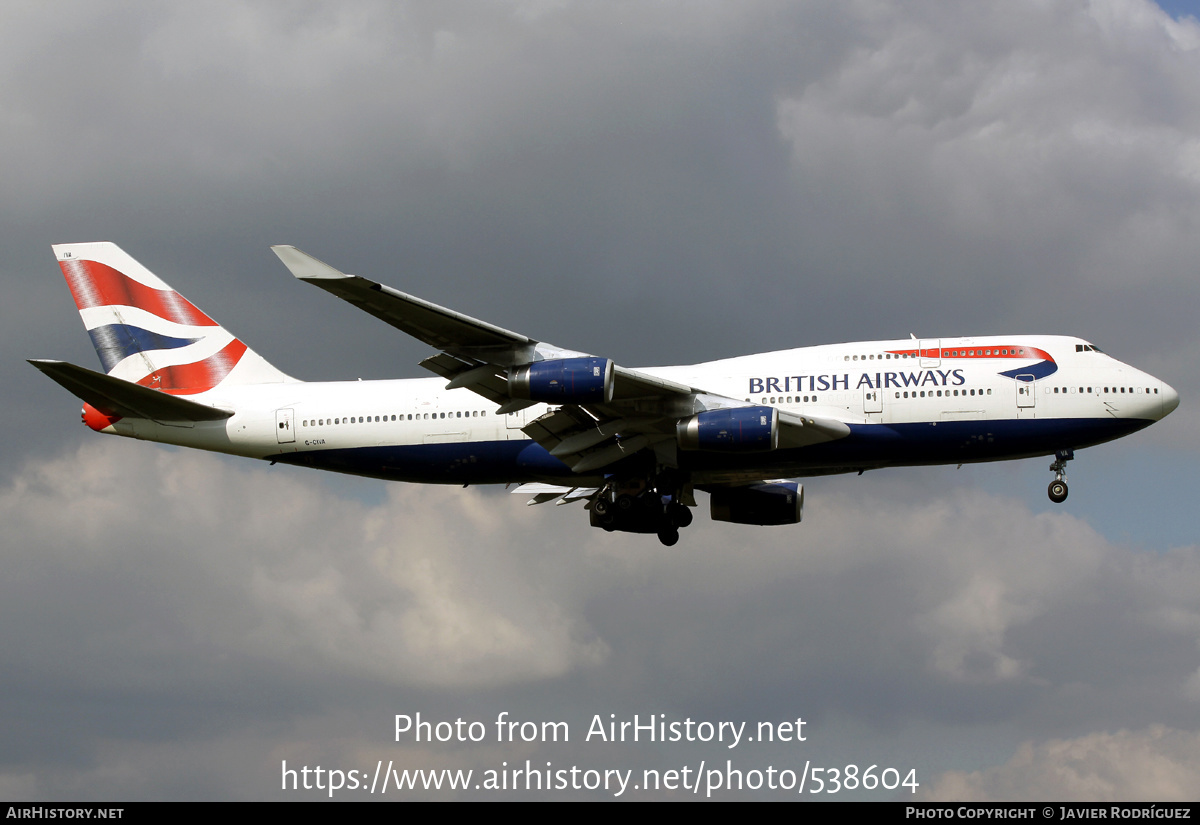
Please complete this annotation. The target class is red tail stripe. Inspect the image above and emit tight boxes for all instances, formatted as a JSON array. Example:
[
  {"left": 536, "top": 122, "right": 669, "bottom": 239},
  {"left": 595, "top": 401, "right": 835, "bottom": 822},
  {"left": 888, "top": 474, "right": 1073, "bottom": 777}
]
[
  {"left": 60, "top": 259, "right": 218, "bottom": 327},
  {"left": 136, "top": 339, "right": 248, "bottom": 395}
]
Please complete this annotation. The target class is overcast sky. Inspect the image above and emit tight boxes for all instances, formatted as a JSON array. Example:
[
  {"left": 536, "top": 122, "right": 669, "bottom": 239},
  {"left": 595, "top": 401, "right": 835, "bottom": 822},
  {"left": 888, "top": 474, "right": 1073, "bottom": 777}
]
[{"left": 5, "top": 0, "right": 1200, "bottom": 800}]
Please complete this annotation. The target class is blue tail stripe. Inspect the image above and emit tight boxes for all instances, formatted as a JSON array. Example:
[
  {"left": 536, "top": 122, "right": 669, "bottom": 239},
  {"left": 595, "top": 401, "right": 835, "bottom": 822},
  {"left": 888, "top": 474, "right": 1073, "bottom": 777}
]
[{"left": 87, "top": 324, "right": 201, "bottom": 373}]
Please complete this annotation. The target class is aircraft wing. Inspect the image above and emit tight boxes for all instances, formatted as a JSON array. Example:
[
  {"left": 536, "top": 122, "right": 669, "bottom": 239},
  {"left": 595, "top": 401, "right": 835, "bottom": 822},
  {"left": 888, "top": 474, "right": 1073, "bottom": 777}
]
[
  {"left": 275, "top": 246, "right": 848, "bottom": 471},
  {"left": 272, "top": 245, "right": 540, "bottom": 365}
]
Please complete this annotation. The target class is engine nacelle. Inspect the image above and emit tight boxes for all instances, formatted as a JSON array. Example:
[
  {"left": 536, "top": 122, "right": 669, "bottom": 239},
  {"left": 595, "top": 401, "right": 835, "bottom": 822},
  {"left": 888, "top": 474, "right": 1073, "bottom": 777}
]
[
  {"left": 710, "top": 482, "right": 803, "bottom": 526},
  {"left": 508, "top": 357, "right": 614, "bottom": 404},
  {"left": 677, "top": 406, "right": 778, "bottom": 452}
]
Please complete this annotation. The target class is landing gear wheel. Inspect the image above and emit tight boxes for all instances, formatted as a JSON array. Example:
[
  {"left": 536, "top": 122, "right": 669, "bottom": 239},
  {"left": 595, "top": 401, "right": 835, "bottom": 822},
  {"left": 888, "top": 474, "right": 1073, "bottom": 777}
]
[
  {"left": 593, "top": 497, "right": 610, "bottom": 516},
  {"left": 616, "top": 494, "right": 636, "bottom": 512},
  {"left": 657, "top": 527, "right": 680, "bottom": 547},
  {"left": 667, "top": 502, "right": 693, "bottom": 528},
  {"left": 1048, "top": 480, "right": 1068, "bottom": 503},
  {"left": 1046, "top": 450, "right": 1073, "bottom": 504}
]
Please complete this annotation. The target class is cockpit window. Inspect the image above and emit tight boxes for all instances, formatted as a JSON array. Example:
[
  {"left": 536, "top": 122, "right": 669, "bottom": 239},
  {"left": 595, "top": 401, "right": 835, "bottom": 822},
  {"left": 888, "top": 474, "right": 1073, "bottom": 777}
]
[{"left": 1076, "top": 343, "right": 1104, "bottom": 353}]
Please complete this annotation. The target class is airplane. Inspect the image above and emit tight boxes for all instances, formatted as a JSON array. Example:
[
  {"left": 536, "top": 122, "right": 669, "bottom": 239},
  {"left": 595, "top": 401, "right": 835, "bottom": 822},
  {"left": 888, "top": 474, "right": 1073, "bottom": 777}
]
[{"left": 30, "top": 242, "right": 1179, "bottom": 546}]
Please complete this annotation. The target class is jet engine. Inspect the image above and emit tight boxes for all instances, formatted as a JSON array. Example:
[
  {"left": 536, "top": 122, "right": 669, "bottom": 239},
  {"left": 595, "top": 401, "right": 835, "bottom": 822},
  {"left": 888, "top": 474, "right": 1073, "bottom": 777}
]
[
  {"left": 677, "top": 406, "right": 778, "bottom": 452},
  {"left": 508, "top": 357, "right": 614, "bottom": 403},
  {"left": 710, "top": 482, "right": 803, "bottom": 525}
]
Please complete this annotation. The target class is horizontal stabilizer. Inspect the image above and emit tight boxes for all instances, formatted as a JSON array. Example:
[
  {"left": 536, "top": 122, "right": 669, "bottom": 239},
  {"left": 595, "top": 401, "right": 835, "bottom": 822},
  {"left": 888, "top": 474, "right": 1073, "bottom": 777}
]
[{"left": 29, "top": 360, "right": 233, "bottom": 422}]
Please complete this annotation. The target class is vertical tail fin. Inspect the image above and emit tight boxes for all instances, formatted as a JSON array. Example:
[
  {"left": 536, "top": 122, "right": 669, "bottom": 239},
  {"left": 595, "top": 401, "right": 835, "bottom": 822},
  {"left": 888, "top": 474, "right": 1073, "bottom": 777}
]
[{"left": 54, "top": 242, "right": 293, "bottom": 394}]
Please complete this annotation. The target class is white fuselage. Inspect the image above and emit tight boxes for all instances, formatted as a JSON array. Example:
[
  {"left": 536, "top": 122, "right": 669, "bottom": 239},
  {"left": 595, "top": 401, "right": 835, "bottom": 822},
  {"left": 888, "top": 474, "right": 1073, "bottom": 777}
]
[{"left": 92, "top": 335, "right": 1176, "bottom": 487}]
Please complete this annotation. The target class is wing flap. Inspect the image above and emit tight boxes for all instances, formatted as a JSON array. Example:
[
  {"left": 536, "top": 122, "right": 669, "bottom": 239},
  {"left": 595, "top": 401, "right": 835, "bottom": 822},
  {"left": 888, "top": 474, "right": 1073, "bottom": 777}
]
[
  {"left": 522, "top": 407, "right": 598, "bottom": 449},
  {"left": 510, "top": 483, "right": 599, "bottom": 506},
  {"left": 522, "top": 407, "right": 670, "bottom": 471},
  {"left": 417, "top": 353, "right": 513, "bottom": 405}
]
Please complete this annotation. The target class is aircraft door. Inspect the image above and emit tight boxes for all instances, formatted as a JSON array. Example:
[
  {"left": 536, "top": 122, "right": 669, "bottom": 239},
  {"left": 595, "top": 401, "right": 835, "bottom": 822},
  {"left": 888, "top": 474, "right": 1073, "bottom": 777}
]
[
  {"left": 505, "top": 409, "right": 527, "bottom": 430},
  {"left": 1015, "top": 377, "right": 1035, "bottom": 409},
  {"left": 920, "top": 339, "right": 941, "bottom": 368},
  {"left": 275, "top": 408, "right": 295, "bottom": 443},
  {"left": 864, "top": 388, "right": 883, "bottom": 414}
]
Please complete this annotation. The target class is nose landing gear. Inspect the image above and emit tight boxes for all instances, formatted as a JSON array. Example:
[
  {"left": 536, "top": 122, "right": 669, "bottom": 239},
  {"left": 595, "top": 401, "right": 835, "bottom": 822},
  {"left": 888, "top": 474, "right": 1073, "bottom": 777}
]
[{"left": 1047, "top": 449, "right": 1073, "bottom": 503}]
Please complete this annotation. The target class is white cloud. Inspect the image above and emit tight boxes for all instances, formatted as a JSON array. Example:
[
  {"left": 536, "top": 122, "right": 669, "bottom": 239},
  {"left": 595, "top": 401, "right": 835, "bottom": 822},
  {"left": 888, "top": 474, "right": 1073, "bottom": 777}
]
[
  {"left": 0, "top": 441, "right": 607, "bottom": 691},
  {"left": 926, "top": 724, "right": 1200, "bottom": 801}
]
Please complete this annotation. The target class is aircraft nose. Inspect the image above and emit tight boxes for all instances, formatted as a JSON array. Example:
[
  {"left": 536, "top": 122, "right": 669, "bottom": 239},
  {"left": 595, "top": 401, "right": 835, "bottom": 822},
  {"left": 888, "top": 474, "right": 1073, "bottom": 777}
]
[{"left": 1161, "top": 382, "right": 1180, "bottom": 418}]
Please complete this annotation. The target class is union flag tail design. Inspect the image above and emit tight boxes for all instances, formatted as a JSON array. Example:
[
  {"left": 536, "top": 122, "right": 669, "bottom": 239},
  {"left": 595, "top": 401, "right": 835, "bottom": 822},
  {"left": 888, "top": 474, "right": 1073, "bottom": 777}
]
[{"left": 54, "top": 242, "right": 292, "bottom": 394}]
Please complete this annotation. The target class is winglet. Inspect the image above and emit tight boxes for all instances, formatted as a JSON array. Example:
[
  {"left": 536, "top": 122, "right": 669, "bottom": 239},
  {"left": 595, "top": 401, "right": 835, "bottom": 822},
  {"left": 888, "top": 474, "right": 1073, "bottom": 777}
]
[{"left": 270, "top": 246, "right": 349, "bottom": 281}]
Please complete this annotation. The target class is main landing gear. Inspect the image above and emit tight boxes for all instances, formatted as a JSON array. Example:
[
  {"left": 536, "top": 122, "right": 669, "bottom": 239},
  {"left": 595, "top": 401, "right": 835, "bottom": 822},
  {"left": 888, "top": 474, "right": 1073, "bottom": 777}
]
[
  {"left": 1047, "top": 449, "right": 1073, "bottom": 504},
  {"left": 590, "top": 472, "right": 694, "bottom": 546}
]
